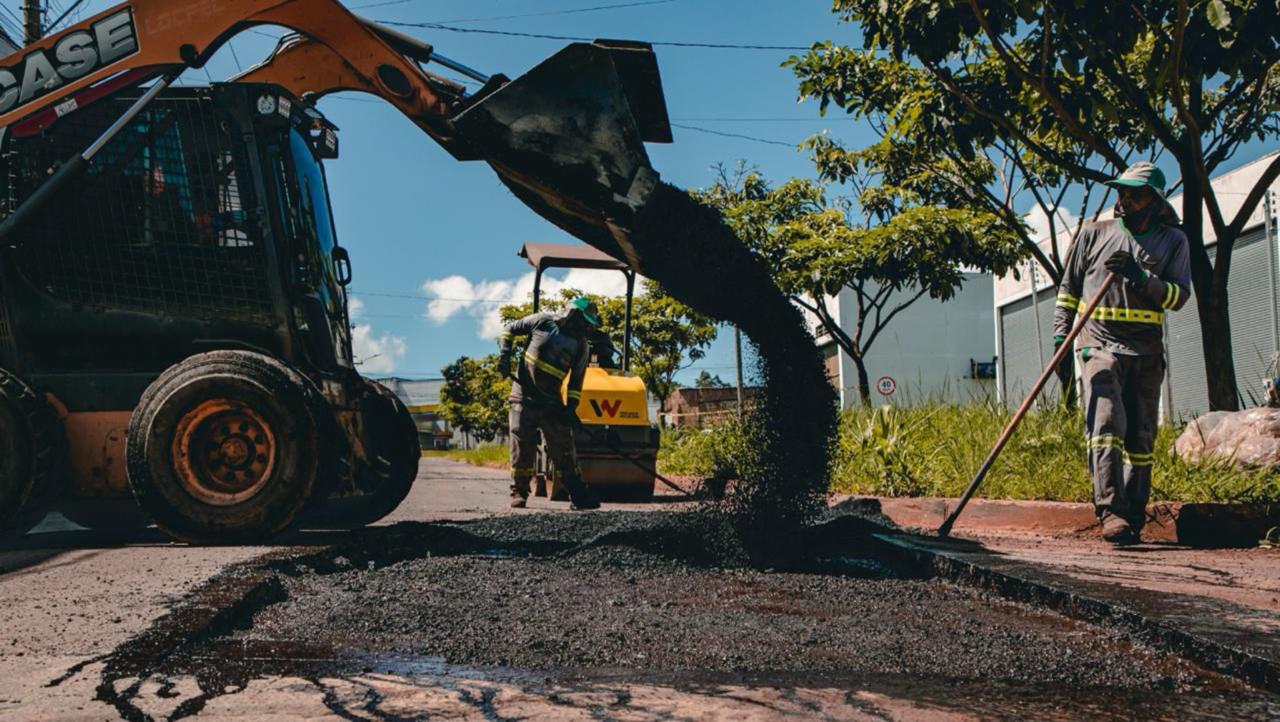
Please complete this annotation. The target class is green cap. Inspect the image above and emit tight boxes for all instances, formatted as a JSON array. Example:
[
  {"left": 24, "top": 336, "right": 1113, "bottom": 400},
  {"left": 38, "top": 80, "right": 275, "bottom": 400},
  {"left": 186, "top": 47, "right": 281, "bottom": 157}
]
[
  {"left": 571, "top": 297, "right": 600, "bottom": 326},
  {"left": 1106, "top": 161, "right": 1167, "bottom": 195},
  {"left": 1106, "top": 161, "right": 1178, "bottom": 222}
]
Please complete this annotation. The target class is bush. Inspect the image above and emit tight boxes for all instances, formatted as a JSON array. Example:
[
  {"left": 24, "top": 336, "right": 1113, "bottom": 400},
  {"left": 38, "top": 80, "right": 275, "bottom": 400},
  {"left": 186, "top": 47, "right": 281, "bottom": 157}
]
[
  {"left": 829, "top": 402, "right": 1279, "bottom": 504},
  {"left": 426, "top": 443, "right": 508, "bottom": 468}
]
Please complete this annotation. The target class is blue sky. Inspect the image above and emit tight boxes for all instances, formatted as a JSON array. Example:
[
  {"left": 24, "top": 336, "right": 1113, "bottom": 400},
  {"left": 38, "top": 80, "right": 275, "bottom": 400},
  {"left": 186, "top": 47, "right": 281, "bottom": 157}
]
[
  {"left": 11, "top": 0, "right": 872, "bottom": 381},
  {"left": 21, "top": 2, "right": 1267, "bottom": 383}
]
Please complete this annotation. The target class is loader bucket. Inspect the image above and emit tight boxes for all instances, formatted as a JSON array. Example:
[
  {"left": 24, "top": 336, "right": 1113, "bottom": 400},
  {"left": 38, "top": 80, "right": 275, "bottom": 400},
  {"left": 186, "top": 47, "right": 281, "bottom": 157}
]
[{"left": 452, "top": 40, "right": 671, "bottom": 259}]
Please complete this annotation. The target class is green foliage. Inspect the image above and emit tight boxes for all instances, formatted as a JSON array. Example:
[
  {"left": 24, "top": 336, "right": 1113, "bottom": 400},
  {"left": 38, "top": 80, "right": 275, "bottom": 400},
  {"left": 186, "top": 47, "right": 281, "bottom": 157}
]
[
  {"left": 789, "top": 0, "right": 1280, "bottom": 410},
  {"left": 661, "top": 402, "right": 1279, "bottom": 505},
  {"left": 694, "top": 371, "right": 729, "bottom": 388},
  {"left": 499, "top": 282, "right": 718, "bottom": 410},
  {"left": 425, "top": 443, "right": 508, "bottom": 468},
  {"left": 829, "top": 402, "right": 1278, "bottom": 504},
  {"left": 438, "top": 354, "right": 508, "bottom": 442},
  {"left": 695, "top": 164, "right": 1023, "bottom": 402}
]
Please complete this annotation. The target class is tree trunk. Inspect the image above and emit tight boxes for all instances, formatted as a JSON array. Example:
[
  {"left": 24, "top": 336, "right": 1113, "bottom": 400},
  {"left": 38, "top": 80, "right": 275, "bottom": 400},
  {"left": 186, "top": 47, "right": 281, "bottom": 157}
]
[
  {"left": 1182, "top": 176, "right": 1240, "bottom": 412},
  {"left": 853, "top": 355, "right": 872, "bottom": 406},
  {"left": 1196, "top": 291, "right": 1239, "bottom": 412}
]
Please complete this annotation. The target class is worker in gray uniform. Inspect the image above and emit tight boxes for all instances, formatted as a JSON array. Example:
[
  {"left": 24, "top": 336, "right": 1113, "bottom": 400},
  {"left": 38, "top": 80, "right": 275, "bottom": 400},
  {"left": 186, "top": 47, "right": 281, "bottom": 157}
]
[
  {"left": 1053, "top": 162, "right": 1191, "bottom": 545},
  {"left": 498, "top": 297, "right": 602, "bottom": 510}
]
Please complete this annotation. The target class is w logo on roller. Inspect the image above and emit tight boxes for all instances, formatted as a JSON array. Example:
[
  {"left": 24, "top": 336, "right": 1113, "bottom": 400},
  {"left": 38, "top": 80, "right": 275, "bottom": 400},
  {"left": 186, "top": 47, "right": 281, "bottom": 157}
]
[{"left": 589, "top": 399, "right": 623, "bottom": 418}]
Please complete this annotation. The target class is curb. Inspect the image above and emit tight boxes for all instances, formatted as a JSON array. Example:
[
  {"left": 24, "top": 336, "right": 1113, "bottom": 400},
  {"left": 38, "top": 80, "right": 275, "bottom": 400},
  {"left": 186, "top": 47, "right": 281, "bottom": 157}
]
[
  {"left": 868, "top": 531, "right": 1280, "bottom": 693},
  {"left": 841, "top": 495, "right": 1280, "bottom": 547}
]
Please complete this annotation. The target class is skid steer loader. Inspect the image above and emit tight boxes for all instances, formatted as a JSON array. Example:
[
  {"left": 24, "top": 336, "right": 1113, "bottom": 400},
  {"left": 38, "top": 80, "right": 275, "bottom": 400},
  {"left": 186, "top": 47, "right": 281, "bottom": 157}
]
[
  {"left": 0, "top": 0, "right": 671, "bottom": 543},
  {"left": 518, "top": 243, "right": 660, "bottom": 502}
]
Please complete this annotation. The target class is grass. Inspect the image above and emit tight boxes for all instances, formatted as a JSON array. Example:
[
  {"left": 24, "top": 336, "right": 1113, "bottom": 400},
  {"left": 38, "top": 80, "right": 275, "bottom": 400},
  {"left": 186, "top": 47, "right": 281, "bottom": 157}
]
[
  {"left": 661, "top": 403, "right": 1280, "bottom": 505},
  {"left": 425, "top": 443, "right": 508, "bottom": 468}
]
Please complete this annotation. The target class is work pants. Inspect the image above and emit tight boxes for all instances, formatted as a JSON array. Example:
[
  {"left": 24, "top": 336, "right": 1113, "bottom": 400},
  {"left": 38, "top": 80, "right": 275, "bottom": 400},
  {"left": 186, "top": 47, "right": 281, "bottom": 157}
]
[
  {"left": 1081, "top": 349, "right": 1163, "bottom": 530},
  {"left": 509, "top": 402, "right": 581, "bottom": 495}
]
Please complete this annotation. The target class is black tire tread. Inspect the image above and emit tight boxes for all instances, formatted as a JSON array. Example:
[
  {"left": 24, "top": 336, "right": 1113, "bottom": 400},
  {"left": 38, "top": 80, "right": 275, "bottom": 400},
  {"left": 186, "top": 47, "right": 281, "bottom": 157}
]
[{"left": 0, "top": 368, "right": 68, "bottom": 538}]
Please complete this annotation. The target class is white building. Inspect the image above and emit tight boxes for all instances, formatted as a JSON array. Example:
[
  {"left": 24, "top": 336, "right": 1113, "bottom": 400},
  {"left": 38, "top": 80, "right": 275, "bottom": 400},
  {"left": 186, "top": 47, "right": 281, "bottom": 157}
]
[
  {"left": 373, "top": 377, "right": 462, "bottom": 449},
  {"left": 994, "top": 151, "right": 1280, "bottom": 421},
  {"left": 811, "top": 271, "right": 997, "bottom": 408}
]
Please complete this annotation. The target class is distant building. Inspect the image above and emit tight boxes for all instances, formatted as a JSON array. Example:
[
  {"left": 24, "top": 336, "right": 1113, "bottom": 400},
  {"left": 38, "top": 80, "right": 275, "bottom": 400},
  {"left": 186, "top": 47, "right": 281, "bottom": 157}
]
[
  {"left": 373, "top": 377, "right": 458, "bottom": 450},
  {"left": 664, "top": 386, "right": 762, "bottom": 428},
  {"left": 993, "top": 151, "right": 1280, "bottom": 421},
  {"left": 809, "top": 271, "right": 998, "bottom": 407}
]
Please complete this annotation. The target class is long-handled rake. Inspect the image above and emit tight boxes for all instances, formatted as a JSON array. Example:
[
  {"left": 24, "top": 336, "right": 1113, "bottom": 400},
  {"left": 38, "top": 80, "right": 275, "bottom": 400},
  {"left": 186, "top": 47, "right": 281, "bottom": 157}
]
[{"left": 937, "top": 273, "right": 1118, "bottom": 537}]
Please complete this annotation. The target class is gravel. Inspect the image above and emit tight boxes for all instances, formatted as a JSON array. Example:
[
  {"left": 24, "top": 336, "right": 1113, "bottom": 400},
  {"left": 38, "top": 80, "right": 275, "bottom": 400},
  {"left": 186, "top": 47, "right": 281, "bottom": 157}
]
[{"left": 221, "top": 510, "right": 1225, "bottom": 692}]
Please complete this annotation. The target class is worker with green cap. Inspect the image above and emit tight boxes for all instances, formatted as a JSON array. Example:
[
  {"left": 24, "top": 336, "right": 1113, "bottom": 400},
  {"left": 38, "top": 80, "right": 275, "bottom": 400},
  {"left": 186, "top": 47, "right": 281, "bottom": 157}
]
[
  {"left": 498, "top": 297, "right": 602, "bottom": 510},
  {"left": 1053, "top": 161, "right": 1191, "bottom": 545}
]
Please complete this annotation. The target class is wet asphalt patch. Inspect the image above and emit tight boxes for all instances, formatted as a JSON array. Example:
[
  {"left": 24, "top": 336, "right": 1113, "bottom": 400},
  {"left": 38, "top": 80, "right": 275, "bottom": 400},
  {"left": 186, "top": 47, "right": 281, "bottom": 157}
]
[{"left": 79, "top": 510, "right": 1280, "bottom": 720}]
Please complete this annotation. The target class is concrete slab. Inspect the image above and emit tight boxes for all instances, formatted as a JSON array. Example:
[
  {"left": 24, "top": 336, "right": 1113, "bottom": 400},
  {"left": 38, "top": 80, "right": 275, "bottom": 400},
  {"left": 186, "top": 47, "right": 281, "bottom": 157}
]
[{"left": 845, "top": 495, "right": 1280, "bottom": 547}]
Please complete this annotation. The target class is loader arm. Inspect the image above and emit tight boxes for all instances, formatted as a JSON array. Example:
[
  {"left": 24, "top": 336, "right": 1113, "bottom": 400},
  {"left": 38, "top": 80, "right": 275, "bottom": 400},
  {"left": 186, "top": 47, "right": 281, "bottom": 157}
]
[
  {"left": 0, "top": 0, "right": 671, "bottom": 267},
  {"left": 0, "top": 0, "right": 460, "bottom": 133}
]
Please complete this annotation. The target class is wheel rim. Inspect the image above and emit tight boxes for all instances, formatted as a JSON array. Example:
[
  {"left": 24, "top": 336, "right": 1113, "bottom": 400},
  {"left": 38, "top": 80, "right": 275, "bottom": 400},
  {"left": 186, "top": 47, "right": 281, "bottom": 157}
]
[{"left": 172, "top": 399, "right": 277, "bottom": 506}]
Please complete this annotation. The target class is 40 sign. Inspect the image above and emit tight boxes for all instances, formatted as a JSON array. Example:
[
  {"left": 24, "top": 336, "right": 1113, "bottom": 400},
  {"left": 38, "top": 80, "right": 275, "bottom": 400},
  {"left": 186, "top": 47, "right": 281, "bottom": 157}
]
[{"left": 876, "top": 376, "right": 897, "bottom": 396}]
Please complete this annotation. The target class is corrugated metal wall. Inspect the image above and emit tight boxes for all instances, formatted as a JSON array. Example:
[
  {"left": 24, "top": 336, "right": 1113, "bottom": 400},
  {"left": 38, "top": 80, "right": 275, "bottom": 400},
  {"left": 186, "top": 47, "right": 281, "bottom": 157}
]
[
  {"left": 997, "top": 287, "right": 1059, "bottom": 402},
  {"left": 1166, "top": 226, "right": 1278, "bottom": 420}
]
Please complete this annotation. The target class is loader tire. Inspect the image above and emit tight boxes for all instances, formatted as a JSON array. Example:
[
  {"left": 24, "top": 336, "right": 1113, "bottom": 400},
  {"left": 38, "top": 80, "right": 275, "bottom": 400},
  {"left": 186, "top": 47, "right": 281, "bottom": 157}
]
[
  {"left": 127, "top": 351, "right": 320, "bottom": 544},
  {"left": 300, "top": 379, "right": 419, "bottom": 529},
  {"left": 0, "top": 369, "right": 68, "bottom": 539}
]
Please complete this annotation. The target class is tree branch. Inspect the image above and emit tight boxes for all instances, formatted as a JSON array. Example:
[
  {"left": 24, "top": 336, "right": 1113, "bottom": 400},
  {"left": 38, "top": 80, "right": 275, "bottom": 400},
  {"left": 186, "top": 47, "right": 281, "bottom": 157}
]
[{"left": 966, "top": 0, "right": 1127, "bottom": 167}]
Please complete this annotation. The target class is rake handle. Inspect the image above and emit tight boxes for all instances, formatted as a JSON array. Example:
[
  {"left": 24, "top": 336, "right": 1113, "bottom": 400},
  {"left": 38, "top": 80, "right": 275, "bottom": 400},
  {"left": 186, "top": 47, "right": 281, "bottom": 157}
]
[{"left": 937, "top": 273, "right": 1117, "bottom": 538}]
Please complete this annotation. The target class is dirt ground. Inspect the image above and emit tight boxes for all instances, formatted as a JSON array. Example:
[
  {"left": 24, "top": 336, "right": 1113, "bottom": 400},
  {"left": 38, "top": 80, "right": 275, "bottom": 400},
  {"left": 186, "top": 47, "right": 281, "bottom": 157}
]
[{"left": 3, "top": 458, "right": 1279, "bottom": 720}]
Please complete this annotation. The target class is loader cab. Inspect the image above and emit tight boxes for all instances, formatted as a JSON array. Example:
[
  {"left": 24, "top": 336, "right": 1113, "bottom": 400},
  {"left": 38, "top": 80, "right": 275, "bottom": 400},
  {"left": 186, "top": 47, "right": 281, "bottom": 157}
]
[{"left": 0, "top": 82, "right": 354, "bottom": 386}]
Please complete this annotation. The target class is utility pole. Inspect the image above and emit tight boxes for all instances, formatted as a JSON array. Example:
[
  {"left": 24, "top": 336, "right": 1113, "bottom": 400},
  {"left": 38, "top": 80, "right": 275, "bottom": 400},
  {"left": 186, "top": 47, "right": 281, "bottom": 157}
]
[
  {"left": 734, "top": 325, "right": 744, "bottom": 420},
  {"left": 22, "top": 0, "right": 42, "bottom": 44}
]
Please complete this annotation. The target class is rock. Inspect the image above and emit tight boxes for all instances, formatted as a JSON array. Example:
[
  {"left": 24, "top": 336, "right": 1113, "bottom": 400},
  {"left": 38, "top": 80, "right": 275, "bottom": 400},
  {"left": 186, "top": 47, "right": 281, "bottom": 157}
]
[{"left": 1175, "top": 407, "right": 1280, "bottom": 468}]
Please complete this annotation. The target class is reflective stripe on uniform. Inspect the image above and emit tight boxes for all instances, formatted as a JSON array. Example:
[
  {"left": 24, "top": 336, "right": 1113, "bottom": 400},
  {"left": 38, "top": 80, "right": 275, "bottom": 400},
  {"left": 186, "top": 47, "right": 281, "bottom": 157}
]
[
  {"left": 1122, "top": 451, "right": 1154, "bottom": 467},
  {"left": 511, "top": 467, "right": 535, "bottom": 478},
  {"left": 1088, "top": 434, "right": 1125, "bottom": 451},
  {"left": 1162, "top": 282, "right": 1180, "bottom": 309},
  {"left": 524, "top": 351, "right": 567, "bottom": 379},
  {"left": 1077, "top": 303, "right": 1164, "bottom": 324},
  {"left": 566, "top": 389, "right": 581, "bottom": 400},
  {"left": 1056, "top": 292, "right": 1080, "bottom": 309}
]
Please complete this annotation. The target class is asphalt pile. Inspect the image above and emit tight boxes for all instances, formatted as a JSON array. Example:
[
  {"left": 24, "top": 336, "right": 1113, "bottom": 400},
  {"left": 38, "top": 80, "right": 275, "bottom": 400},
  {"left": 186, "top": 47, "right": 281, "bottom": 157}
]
[
  {"left": 626, "top": 182, "right": 839, "bottom": 560},
  {"left": 208, "top": 512, "right": 1233, "bottom": 694}
]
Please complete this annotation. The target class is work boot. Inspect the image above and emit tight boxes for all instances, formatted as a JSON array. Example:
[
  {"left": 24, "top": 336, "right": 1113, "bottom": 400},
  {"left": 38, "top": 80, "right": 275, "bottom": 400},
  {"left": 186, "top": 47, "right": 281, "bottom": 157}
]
[
  {"left": 560, "top": 474, "right": 600, "bottom": 511},
  {"left": 1101, "top": 514, "right": 1138, "bottom": 546},
  {"left": 510, "top": 482, "right": 530, "bottom": 509}
]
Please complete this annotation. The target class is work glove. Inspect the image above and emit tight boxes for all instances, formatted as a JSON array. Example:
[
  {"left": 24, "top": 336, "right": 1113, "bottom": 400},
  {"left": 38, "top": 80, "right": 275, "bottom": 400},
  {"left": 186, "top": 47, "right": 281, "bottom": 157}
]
[
  {"left": 558, "top": 404, "right": 580, "bottom": 425},
  {"left": 497, "top": 357, "right": 512, "bottom": 380},
  {"left": 1104, "top": 250, "right": 1147, "bottom": 285},
  {"left": 1053, "top": 335, "right": 1073, "bottom": 386}
]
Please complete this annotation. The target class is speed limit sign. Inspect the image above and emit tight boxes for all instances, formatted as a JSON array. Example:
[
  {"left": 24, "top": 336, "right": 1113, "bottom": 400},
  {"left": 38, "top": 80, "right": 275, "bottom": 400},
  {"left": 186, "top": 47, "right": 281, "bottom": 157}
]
[{"left": 876, "top": 375, "right": 897, "bottom": 396}]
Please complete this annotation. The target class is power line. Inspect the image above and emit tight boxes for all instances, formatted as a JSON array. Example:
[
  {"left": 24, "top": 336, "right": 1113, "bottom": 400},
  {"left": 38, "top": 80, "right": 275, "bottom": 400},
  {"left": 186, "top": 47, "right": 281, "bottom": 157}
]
[
  {"left": 425, "top": 0, "right": 676, "bottom": 25},
  {"left": 377, "top": 21, "right": 810, "bottom": 51},
  {"left": 673, "top": 117, "right": 831, "bottom": 123},
  {"left": 670, "top": 123, "right": 796, "bottom": 147},
  {"left": 45, "top": 0, "right": 85, "bottom": 33}
]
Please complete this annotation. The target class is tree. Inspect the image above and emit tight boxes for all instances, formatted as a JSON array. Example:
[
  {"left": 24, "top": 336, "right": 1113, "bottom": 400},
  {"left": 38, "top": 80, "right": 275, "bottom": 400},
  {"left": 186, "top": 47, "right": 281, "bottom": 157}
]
[
  {"left": 499, "top": 283, "right": 718, "bottom": 413},
  {"left": 438, "top": 354, "right": 508, "bottom": 444},
  {"left": 790, "top": 1, "right": 1280, "bottom": 411},
  {"left": 698, "top": 163, "right": 1023, "bottom": 404},
  {"left": 694, "top": 370, "right": 729, "bottom": 388}
]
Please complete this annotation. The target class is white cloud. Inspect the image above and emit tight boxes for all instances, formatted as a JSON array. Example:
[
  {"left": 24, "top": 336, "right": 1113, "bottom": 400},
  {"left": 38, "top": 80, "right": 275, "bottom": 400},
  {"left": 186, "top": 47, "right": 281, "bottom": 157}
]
[
  {"left": 348, "top": 295, "right": 365, "bottom": 319},
  {"left": 420, "top": 268, "right": 636, "bottom": 340},
  {"left": 1024, "top": 204, "right": 1080, "bottom": 243},
  {"left": 351, "top": 319, "right": 407, "bottom": 374}
]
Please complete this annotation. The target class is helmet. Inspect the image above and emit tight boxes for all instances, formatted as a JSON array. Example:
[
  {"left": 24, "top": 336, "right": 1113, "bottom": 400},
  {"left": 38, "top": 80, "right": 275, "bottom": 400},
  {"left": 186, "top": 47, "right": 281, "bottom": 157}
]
[{"left": 567, "top": 297, "right": 601, "bottom": 327}]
